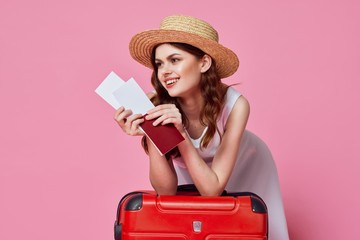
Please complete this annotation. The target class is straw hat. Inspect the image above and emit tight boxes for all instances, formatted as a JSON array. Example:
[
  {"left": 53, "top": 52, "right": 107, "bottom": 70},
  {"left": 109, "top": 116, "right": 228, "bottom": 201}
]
[{"left": 129, "top": 15, "right": 239, "bottom": 78}]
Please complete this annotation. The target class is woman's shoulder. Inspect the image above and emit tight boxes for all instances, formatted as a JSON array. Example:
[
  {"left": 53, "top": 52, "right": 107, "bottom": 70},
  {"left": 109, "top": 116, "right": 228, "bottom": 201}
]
[
  {"left": 223, "top": 92, "right": 250, "bottom": 134},
  {"left": 220, "top": 86, "right": 249, "bottom": 126},
  {"left": 224, "top": 86, "right": 241, "bottom": 102},
  {"left": 232, "top": 94, "right": 250, "bottom": 115},
  {"left": 223, "top": 86, "right": 247, "bottom": 110}
]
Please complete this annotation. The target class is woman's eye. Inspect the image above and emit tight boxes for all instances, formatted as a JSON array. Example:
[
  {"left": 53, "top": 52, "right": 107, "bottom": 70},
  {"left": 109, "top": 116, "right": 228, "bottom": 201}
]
[
  {"left": 155, "top": 62, "right": 163, "bottom": 68},
  {"left": 171, "top": 58, "right": 180, "bottom": 63}
]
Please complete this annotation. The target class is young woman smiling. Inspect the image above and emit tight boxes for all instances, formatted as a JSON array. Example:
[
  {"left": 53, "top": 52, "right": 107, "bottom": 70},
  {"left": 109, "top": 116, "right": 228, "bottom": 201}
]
[{"left": 114, "top": 15, "right": 289, "bottom": 240}]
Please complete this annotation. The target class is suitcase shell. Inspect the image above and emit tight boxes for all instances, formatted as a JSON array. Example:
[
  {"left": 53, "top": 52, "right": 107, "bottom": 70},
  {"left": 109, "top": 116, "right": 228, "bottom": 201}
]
[{"left": 114, "top": 188, "right": 268, "bottom": 240}]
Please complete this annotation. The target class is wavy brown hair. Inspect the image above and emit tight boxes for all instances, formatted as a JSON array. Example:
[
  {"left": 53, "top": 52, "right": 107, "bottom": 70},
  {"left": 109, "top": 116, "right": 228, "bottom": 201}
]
[{"left": 142, "top": 42, "right": 228, "bottom": 160}]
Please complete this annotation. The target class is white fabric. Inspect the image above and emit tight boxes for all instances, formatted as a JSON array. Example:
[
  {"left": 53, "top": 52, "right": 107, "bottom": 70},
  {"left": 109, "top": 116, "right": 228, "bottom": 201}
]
[{"left": 173, "top": 87, "right": 289, "bottom": 240}]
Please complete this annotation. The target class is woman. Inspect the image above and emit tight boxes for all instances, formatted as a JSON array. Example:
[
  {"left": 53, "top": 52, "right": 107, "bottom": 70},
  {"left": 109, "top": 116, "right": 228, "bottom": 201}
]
[{"left": 115, "top": 15, "right": 289, "bottom": 240}]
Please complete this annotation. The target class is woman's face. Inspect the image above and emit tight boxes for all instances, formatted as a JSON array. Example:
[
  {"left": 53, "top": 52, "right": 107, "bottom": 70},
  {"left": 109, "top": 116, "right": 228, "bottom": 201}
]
[{"left": 154, "top": 43, "right": 204, "bottom": 98}]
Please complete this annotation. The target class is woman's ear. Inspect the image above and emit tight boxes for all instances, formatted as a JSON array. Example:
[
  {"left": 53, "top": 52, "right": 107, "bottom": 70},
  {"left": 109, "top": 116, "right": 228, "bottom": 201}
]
[{"left": 200, "top": 54, "right": 212, "bottom": 73}]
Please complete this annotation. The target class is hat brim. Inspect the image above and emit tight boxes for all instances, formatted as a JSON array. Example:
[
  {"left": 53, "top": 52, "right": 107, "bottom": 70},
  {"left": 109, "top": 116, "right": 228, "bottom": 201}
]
[{"left": 129, "top": 29, "right": 239, "bottom": 79}]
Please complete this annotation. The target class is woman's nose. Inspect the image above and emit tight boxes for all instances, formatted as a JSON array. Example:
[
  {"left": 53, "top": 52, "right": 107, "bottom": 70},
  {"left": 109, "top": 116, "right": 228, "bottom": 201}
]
[{"left": 159, "top": 63, "right": 172, "bottom": 76}]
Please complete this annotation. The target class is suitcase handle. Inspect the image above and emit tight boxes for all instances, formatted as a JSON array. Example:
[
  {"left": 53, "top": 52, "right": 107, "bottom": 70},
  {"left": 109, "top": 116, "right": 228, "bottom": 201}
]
[
  {"left": 176, "top": 184, "right": 267, "bottom": 213},
  {"left": 177, "top": 184, "right": 228, "bottom": 196},
  {"left": 177, "top": 184, "right": 199, "bottom": 192},
  {"left": 158, "top": 195, "right": 236, "bottom": 211}
]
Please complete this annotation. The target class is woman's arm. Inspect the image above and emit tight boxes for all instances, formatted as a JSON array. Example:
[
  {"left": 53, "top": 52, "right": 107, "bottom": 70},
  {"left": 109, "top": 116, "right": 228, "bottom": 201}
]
[
  {"left": 177, "top": 96, "right": 250, "bottom": 196},
  {"left": 144, "top": 96, "right": 249, "bottom": 196},
  {"left": 147, "top": 138, "right": 178, "bottom": 195},
  {"left": 144, "top": 103, "right": 184, "bottom": 195},
  {"left": 114, "top": 92, "right": 179, "bottom": 195}
]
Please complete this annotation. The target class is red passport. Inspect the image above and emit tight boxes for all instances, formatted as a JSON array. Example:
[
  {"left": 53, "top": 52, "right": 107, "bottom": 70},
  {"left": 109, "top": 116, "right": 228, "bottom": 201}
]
[{"left": 140, "top": 115, "right": 185, "bottom": 155}]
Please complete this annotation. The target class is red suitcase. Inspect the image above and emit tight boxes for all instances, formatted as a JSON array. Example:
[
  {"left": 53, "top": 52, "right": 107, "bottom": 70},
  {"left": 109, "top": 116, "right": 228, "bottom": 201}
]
[{"left": 114, "top": 185, "right": 268, "bottom": 240}]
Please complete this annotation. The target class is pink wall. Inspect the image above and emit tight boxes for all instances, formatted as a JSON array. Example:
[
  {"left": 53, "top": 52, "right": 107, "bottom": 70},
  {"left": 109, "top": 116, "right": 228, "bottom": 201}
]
[{"left": 1, "top": 1, "right": 359, "bottom": 239}]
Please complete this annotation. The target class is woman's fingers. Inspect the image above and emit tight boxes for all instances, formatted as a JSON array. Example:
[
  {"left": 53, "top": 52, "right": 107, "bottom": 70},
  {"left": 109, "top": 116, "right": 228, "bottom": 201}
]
[
  {"left": 114, "top": 106, "right": 125, "bottom": 120},
  {"left": 114, "top": 107, "right": 145, "bottom": 136},
  {"left": 154, "top": 110, "right": 181, "bottom": 126},
  {"left": 129, "top": 117, "right": 145, "bottom": 135},
  {"left": 146, "top": 104, "right": 177, "bottom": 116},
  {"left": 145, "top": 104, "right": 183, "bottom": 131},
  {"left": 123, "top": 113, "right": 144, "bottom": 135},
  {"left": 114, "top": 107, "right": 132, "bottom": 126}
]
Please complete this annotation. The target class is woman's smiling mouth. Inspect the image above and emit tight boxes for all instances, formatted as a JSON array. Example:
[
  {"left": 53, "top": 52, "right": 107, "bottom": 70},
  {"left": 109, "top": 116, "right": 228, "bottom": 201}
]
[{"left": 165, "top": 78, "right": 179, "bottom": 85}]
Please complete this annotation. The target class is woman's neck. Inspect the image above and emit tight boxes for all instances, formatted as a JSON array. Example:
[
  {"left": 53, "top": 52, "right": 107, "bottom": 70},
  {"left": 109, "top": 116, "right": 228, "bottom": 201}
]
[{"left": 178, "top": 92, "right": 203, "bottom": 119}]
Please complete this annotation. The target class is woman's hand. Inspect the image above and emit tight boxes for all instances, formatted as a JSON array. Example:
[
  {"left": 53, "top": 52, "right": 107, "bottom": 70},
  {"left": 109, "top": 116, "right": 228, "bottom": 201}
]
[
  {"left": 145, "top": 104, "right": 185, "bottom": 133},
  {"left": 114, "top": 106, "right": 145, "bottom": 136}
]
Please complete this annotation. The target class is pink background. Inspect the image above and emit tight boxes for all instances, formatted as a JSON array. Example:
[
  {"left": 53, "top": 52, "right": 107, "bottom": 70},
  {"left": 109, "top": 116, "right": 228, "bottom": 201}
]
[{"left": 1, "top": 1, "right": 359, "bottom": 239}]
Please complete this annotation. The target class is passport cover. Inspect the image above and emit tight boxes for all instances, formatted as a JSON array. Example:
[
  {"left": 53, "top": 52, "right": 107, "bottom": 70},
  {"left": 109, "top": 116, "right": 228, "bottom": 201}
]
[{"left": 140, "top": 115, "right": 185, "bottom": 155}]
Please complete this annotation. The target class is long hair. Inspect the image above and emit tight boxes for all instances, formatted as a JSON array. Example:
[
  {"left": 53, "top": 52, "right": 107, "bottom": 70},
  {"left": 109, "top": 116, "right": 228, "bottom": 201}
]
[{"left": 142, "top": 42, "right": 228, "bottom": 160}]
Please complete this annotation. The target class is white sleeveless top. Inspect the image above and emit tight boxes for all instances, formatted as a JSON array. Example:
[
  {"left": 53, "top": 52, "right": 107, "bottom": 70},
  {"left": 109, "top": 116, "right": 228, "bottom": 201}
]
[{"left": 173, "top": 87, "right": 289, "bottom": 240}]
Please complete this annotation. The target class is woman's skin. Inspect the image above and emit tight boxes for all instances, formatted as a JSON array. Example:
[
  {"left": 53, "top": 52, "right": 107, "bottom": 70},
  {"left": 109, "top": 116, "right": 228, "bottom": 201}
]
[{"left": 115, "top": 43, "right": 250, "bottom": 196}]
